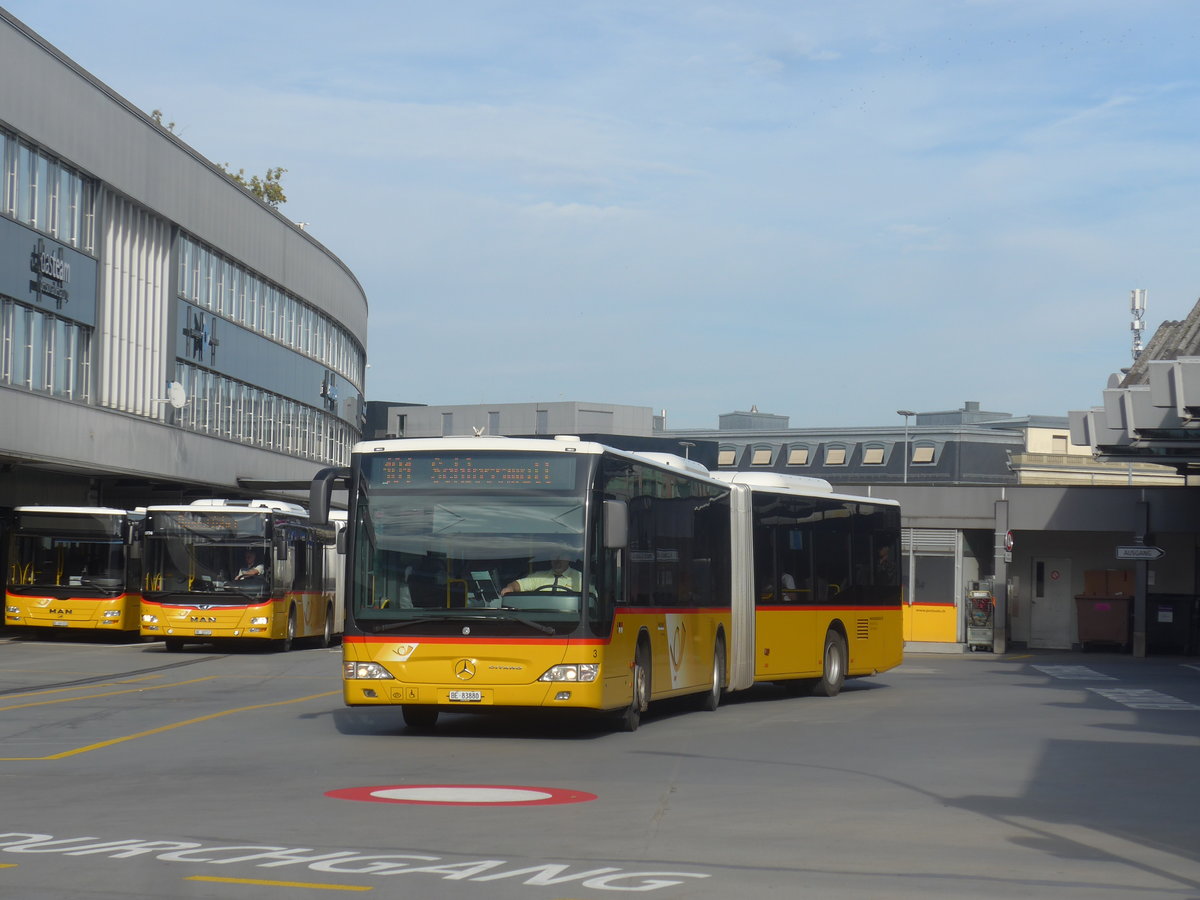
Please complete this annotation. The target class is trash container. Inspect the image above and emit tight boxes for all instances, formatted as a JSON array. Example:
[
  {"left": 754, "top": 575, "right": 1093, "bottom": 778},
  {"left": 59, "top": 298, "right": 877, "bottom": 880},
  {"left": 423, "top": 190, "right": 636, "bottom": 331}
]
[
  {"left": 1074, "top": 595, "right": 1131, "bottom": 651},
  {"left": 1147, "top": 595, "right": 1196, "bottom": 656}
]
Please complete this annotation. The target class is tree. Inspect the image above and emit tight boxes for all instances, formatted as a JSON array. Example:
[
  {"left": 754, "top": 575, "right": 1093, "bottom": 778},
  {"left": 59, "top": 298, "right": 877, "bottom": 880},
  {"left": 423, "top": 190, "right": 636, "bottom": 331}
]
[
  {"left": 149, "top": 108, "right": 288, "bottom": 208},
  {"left": 149, "top": 109, "right": 177, "bottom": 133},
  {"left": 218, "top": 165, "right": 288, "bottom": 208}
]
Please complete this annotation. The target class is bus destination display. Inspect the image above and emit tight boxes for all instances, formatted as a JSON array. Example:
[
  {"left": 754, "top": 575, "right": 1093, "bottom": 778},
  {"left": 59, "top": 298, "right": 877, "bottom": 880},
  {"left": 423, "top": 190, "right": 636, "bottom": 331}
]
[{"left": 373, "top": 454, "right": 576, "bottom": 489}]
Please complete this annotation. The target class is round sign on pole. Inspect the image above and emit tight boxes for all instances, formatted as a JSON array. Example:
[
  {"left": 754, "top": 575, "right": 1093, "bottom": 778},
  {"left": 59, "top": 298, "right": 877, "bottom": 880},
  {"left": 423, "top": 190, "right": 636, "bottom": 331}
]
[{"left": 1004, "top": 531, "right": 1014, "bottom": 553}]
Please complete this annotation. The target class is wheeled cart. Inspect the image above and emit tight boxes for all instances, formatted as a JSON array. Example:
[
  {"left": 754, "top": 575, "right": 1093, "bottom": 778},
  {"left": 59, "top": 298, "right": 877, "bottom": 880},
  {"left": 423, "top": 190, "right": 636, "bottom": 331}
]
[{"left": 966, "top": 590, "right": 995, "bottom": 652}]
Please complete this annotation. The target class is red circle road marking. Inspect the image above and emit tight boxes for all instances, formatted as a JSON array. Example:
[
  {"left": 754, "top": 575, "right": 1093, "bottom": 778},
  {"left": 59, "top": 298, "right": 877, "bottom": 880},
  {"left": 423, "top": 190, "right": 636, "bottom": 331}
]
[{"left": 325, "top": 784, "right": 598, "bottom": 806}]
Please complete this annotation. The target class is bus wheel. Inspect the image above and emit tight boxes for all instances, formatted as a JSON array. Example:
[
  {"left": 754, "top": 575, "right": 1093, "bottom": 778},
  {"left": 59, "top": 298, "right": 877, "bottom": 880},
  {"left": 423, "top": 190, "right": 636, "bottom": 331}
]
[
  {"left": 274, "top": 607, "right": 296, "bottom": 652},
  {"left": 317, "top": 605, "right": 334, "bottom": 648},
  {"left": 402, "top": 705, "right": 438, "bottom": 729},
  {"left": 813, "top": 630, "right": 846, "bottom": 697},
  {"left": 618, "top": 642, "right": 651, "bottom": 732},
  {"left": 699, "top": 639, "right": 725, "bottom": 712},
  {"left": 164, "top": 638, "right": 185, "bottom": 652}
]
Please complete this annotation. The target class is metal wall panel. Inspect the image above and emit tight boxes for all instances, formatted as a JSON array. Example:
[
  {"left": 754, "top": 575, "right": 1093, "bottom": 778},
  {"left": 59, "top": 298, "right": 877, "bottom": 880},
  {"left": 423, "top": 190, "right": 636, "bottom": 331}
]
[{"left": 99, "top": 192, "right": 169, "bottom": 415}]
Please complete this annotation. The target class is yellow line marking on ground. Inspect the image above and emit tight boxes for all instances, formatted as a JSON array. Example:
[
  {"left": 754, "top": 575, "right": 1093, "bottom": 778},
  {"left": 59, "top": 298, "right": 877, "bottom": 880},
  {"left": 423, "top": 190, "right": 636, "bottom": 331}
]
[
  {"left": 0, "top": 863, "right": 16, "bottom": 868},
  {"left": 0, "top": 674, "right": 165, "bottom": 698},
  {"left": 0, "top": 690, "right": 338, "bottom": 761},
  {"left": 1004, "top": 654, "right": 1033, "bottom": 660},
  {"left": 0, "top": 677, "right": 218, "bottom": 712},
  {"left": 186, "top": 875, "right": 371, "bottom": 891}
]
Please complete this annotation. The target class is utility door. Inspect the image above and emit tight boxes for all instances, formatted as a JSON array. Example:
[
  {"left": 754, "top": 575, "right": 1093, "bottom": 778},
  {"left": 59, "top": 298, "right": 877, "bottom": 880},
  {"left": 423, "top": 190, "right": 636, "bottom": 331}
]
[{"left": 1030, "top": 557, "right": 1073, "bottom": 649}]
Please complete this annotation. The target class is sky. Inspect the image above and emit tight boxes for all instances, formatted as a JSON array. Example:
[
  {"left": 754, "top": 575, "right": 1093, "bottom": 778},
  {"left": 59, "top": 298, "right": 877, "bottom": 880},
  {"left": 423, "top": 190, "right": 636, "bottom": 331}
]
[{"left": 6, "top": 1, "right": 1200, "bottom": 429}]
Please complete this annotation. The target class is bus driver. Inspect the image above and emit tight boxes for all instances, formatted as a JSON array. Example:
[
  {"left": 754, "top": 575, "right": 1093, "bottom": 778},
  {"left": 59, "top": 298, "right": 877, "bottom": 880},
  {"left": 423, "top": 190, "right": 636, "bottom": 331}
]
[
  {"left": 235, "top": 550, "right": 265, "bottom": 581},
  {"left": 500, "top": 557, "right": 581, "bottom": 595}
]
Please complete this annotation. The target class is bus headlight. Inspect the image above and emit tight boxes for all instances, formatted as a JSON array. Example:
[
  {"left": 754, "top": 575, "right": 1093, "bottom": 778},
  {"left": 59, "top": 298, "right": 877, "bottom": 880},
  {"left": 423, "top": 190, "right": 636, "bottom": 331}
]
[
  {"left": 538, "top": 664, "right": 599, "bottom": 683},
  {"left": 345, "top": 661, "right": 394, "bottom": 680},
  {"left": 141, "top": 613, "right": 158, "bottom": 624},
  {"left": 250, "top": 616, "right": 269, "bottom": 625},
  {"left": 5, "top": 606, "right": 19, "bottom": 614},
  {"left": 102, "top": 610, "right": 121, "bottom": 618}
]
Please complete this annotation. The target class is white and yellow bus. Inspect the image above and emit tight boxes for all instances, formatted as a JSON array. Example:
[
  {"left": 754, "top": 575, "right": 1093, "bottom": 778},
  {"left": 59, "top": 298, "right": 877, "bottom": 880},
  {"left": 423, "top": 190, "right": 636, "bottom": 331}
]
[
  {"left": 4, "top": 506, "right": 144, "bottom": 635},
  {"left": 140, "top": 499, "right": 339, "bottom": 652},
  {"left": 310, "top": 436, "right": 902, "bottom": 730}
]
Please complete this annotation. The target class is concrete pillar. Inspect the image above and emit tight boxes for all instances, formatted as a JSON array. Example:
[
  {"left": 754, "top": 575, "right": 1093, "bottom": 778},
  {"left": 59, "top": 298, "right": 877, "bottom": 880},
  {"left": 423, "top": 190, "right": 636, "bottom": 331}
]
[{"left": 993, "top": 499, "right": 1009, "bottom": 654}]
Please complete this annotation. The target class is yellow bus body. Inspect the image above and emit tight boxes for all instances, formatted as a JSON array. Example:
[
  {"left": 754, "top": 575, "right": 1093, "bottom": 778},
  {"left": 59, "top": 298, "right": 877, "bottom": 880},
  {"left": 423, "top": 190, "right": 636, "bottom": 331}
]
[
  {"left": 344, "top": 608, "right": 731, "bottom": 712},
  {"left": 141, "top": 590, "right": 335, "bottom": 644},
  {"left": 5, "top": 590, "right": 142, "bottom": 633},
  {"left": 754, "top": 606, "right": 903, "bottom": 681}
]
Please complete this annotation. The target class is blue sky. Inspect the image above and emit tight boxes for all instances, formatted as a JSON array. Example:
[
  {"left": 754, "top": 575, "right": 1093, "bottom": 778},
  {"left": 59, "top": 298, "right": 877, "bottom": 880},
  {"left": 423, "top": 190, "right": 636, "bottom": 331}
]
[{"left": 7, "top": 1, "right": 1200, "bottom": 427}]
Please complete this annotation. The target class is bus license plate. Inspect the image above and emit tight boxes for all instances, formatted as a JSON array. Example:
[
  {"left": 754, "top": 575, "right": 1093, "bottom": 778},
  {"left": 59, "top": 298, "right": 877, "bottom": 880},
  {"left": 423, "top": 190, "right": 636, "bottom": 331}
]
[
  {"left": 449, "top": 690, "right": 483, "bottom": 702},
  {"left": 194, "top": 629, "right": 212, "bottom": 636},
  {"left": 53, "top": 621, "right": 70, "bottom": 627}
]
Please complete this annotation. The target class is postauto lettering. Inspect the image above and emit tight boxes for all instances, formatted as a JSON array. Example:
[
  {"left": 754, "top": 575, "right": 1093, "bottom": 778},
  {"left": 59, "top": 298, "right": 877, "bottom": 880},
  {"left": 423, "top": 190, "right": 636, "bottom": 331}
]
[{"left": 0, "top": 833, "right": 709, "bottom": 892}]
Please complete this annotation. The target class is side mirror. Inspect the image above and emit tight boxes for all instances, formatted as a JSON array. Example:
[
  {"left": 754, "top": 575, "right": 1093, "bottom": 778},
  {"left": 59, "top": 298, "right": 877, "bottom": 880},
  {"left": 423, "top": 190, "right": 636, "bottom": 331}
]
[{"left": 603, "top": 500, "right": 628, "bottom": 549}]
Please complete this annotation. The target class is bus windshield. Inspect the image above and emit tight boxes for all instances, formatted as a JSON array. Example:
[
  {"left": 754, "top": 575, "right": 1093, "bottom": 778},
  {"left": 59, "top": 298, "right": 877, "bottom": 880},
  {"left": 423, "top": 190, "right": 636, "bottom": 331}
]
[
  {"left": 352, "top": 451, "right": 587, "bottom": 634},
  {"left": 10, "top": 532, "right": 127, "bottom": 593},
  {"left": 144, "top": 536, "right": 271, "bottom": 601}
]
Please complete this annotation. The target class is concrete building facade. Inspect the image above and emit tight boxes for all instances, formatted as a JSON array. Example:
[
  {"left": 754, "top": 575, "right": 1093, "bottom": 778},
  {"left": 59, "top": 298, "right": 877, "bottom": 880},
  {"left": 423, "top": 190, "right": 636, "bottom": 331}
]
[{"left": 0, "top": 11, "right": 368, "bottom": 509}]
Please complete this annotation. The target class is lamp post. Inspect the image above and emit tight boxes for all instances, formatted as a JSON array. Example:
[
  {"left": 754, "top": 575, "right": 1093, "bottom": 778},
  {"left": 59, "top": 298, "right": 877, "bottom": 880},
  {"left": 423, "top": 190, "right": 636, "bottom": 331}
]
[{"left": 896, "top": 410, "right": 916, "bottom": 484}]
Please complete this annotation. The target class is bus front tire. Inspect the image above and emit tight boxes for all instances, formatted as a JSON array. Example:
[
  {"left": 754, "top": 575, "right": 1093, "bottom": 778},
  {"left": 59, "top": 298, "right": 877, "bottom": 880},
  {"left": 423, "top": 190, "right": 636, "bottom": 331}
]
[
  {"left": 164, "top": 638, "right": 185, "bottom": 652},
  {"left": 617, "top": 642, "right": 651, "bottom": 732},
  {"left": 699, "top": 639, "right": 725, "bottom": 712},
  {"left": 317, "top": 604, "right": 334, "bottom": 648},
  {"left": 813, "top": 630, "right": 847, "bottom": 697},
  {"left": 402, "top": 705, "right": 438, "bottom": 729},
  {"left": 274, "top": 607, "right": 296, "bottom": 652}
]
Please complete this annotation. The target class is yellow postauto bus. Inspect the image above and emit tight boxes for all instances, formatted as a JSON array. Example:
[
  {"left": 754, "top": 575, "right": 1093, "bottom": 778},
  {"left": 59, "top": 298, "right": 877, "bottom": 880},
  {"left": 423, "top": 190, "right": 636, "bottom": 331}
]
[
  {"left": 310, "top": 436, "right": 902, "bottom": 731},
  {"left": 140, "top": 499, "right": 338, "bottom": 652},
  {"left": 4, "top": 506, "right": 144, "bottom": 634}
]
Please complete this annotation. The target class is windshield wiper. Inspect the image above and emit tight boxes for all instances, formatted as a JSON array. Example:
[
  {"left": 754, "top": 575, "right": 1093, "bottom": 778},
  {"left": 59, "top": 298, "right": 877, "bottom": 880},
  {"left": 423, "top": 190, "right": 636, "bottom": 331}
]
[
  {"left": 371, "top": 616, "right": 450, "bottom": 633},
  {"left": 370, "top": 612, "right": 556, "bottom": 635}
]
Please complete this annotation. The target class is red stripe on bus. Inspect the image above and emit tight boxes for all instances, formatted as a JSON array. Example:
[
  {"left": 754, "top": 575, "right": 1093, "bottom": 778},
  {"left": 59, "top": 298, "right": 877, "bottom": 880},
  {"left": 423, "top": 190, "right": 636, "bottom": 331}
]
[{"left": 344, "top": 634, "right": 610, "bottom": 646}]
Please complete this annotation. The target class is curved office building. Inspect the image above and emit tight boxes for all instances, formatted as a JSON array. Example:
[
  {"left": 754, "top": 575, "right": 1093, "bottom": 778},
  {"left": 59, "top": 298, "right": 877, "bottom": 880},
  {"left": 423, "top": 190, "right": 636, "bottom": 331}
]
[{"left": 0, "top": 11, "right": 368, "bottom": 508}]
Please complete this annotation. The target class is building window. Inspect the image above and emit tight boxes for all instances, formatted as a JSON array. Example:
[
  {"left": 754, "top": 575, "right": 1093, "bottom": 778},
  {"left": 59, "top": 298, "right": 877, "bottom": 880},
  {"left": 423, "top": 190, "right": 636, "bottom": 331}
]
[
  {"left": 441, "top": 412, "right": 453, "bottom": 435},
  {"left": 863, "top": 446, "right": 885, "bottom": 465},
  {"left": 786, "top": 446, "right": 810, "bottom": 466},
  {"left": 718, "top": 447, "right": 736, "bottom": 467},
  {"left": 1052, "top": 434, "right": 1068, "bottom": 454},
  {"left": 488, "top": 411, "right": 500, "bottom": 435},
  {"left": 751, "top": 446, "right": 774, "bottom": 466},
  {"left": 825, "top": 446, "right": 848, "bottom": 465},
  {"left": 912, "top": 444, "right": 936, "bottom": 464}
]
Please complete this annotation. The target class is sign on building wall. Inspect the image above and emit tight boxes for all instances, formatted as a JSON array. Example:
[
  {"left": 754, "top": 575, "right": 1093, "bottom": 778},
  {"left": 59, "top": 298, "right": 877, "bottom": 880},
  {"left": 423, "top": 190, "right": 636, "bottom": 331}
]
[{"left": 0, "top": 216, "right": 97, "bottom": 327}]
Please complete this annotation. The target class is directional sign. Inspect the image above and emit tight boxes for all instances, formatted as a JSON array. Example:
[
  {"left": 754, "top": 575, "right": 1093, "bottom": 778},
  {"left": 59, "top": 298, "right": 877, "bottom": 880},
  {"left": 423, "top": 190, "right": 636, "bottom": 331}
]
[{"left": 1115, "top": 545, "right": 1165, "bottom": 561}]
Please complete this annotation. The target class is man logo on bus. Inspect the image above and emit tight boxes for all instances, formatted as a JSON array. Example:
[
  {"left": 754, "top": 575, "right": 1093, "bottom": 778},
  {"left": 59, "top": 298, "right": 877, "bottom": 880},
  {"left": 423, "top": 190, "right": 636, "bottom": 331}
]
[{"left": 455, "top": 659, "right": 476, "bottom": 681}]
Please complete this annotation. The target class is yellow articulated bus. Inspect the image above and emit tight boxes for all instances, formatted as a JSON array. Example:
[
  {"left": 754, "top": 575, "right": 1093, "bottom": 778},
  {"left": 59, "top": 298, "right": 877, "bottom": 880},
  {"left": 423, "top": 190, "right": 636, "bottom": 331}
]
[
  {"left": 4, "top": 506, "right": 144, "bottom": 635},
  {"left": 310, "top": 436, "right": 902, "bottom": 731},
  {"left": 139, "top": 499, "right": 339, "bottom": 652}
]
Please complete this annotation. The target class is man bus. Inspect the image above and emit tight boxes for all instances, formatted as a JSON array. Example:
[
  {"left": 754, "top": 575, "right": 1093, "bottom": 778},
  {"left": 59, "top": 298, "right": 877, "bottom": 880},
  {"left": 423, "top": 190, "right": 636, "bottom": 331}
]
[
  {"left": 4, "top": 506, "right": 144, "bottom": 635},
  {"left": 139, "top": 498, "right": 338, "bottom": 652}
]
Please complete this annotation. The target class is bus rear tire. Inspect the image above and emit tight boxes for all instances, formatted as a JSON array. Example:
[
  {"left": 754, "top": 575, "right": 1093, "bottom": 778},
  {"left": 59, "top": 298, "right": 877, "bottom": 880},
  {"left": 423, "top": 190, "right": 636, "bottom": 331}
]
[
  {"left": 813, "top": 630, "right": 847, "bottom": 697},
  {"left": 617, "top": 641, "right": 651, "bottom": 732},
  {"left": 699, "top": 638, "right": 725, "bottom": 712},
  {"left": 402, "top": 705, "right": 438, "bottom": 729}
]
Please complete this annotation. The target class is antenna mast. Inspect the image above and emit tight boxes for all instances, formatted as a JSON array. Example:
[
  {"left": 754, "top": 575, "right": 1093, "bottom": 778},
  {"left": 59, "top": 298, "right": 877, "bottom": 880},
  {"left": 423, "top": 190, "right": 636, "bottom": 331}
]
[{"left": 1130, "top": 289, "right": 1147, "bottom": 361}]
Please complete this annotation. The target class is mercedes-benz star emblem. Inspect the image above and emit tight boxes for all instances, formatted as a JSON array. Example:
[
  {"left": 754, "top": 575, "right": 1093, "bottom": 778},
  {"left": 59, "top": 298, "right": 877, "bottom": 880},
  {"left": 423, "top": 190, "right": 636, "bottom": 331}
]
[{"left": 454, "top": 659, "right": 476, "bottom": 681}]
